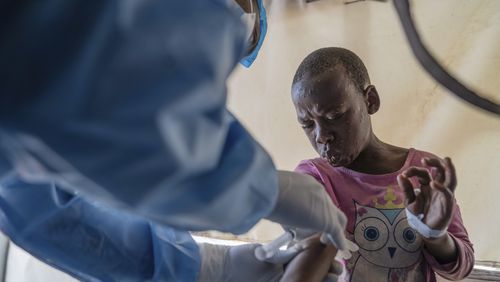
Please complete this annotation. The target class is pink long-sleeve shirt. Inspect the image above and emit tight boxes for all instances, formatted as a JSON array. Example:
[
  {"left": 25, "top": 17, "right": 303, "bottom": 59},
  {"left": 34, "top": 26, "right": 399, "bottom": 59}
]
[{"left": 295, "top": 148, "right": 474, "bottom": 282}]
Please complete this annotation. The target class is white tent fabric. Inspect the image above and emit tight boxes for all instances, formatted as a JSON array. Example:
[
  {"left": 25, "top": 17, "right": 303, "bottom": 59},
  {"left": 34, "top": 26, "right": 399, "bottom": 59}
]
[
  {"left": 3, "top": 243, "right": 76, "bottom": 282},
  {"left": 227, "top": 0, "right": 500, "bottom": 264}
]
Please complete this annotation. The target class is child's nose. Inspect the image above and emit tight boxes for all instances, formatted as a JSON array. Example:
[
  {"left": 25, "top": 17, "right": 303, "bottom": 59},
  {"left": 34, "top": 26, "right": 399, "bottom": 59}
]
[{"left": 315, "top": 126, "right": 334, "bottom": 144}]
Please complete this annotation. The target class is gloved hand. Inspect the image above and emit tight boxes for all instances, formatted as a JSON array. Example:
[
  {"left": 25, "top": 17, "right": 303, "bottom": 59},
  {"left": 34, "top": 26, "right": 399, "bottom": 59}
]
[
  {"left": 198, "top": 236, "right": 343, "bottom": 282},
  {"left": 198, "top": 243, "right": 286, "bottom": 282},
  {"left": 265, "top": 171, "right": 349, "bottom": 251}
]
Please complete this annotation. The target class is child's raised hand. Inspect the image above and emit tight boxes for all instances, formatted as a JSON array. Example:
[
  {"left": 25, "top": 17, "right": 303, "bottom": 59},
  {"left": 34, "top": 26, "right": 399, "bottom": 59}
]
[{"left": 397, "top": 157, "right": 456, "bottom": 234}]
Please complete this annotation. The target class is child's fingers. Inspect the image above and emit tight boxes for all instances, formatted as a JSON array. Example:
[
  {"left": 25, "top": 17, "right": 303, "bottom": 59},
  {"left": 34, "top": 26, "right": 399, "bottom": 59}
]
[
  {"left": 413, "top": 192, "right": 427, "bottom": 215},
  {"left": 430, "top": 180, "right": 446, "bottom": 192},
  {"left": 419, "top": 181, "right": 432, "bottom": 214},
  {"left": 402, "top": 166, "right": 431, "bottom": 185},
  {"left": 444, "top": 157, "right": 457, "bottom": 192},
  {"left": 430, "top": 180, "right": 453, "bottom": 200},
  {"left": 430, "top": 180, "right": 455, "bottom": 216},
  {"left": 422, "top": 157, "right": 445, "bottom": 183},
  {"left": 397, "top": 174, "right": 416, "bottom": 204}
]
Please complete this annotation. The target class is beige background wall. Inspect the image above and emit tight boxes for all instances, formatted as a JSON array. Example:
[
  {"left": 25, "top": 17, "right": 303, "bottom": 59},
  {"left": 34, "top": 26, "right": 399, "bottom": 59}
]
[{"left": 227, "top": 0, "right": 500, "bottom": 262}]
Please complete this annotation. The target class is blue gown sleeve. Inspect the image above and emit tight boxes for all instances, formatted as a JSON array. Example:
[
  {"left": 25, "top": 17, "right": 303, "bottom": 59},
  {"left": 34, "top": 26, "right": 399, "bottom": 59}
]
[
  {"left": 0, "top": 173, "right": 201, "bottom": 281},
  {"left": 0, "top": 0, "right": 278, "bottom": 234}
]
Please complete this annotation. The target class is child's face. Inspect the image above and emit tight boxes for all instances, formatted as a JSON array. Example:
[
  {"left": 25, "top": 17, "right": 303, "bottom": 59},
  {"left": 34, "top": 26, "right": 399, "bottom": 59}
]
[{"left": 292, "top": 67, "right": 374, "bottom": 167}]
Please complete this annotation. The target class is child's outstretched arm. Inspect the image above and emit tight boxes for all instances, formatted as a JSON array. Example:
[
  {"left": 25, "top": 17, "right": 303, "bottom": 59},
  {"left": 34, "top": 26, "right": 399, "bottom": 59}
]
[{"left": 398, "top": 157, "right": 474, "bottom": 280}]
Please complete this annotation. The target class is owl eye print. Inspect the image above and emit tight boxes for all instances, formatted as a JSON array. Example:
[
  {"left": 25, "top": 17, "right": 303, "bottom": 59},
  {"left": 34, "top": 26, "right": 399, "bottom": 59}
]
[
  {"left": 353, "top": 202, "right": 423, "bottom": 269},
  {"left": 354, "top": 216, "right": 389, "bottom": 252},
  {"left": 394, "top": 218, "right": 421, "bottom": 253}
]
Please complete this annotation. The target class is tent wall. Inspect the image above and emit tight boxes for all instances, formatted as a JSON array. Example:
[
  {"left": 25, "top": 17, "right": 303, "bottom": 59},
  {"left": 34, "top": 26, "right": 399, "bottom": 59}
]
[{"left": 228, "top": 0, "right": 500, "bottom": 262}]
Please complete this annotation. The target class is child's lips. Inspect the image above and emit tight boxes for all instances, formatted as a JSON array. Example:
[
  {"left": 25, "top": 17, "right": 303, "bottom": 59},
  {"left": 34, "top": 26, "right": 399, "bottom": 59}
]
[{"left": 322, "top": 151, "right": 342, "bottom": 165}]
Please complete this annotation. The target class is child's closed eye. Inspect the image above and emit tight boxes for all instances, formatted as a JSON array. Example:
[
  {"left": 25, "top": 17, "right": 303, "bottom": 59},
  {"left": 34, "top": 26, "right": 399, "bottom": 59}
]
[
  {"left": 300, "top": 121, "right": 314, "bottom": 129},
  {"left": 325, "top": 112, "right": 345, "bottom": 121}
]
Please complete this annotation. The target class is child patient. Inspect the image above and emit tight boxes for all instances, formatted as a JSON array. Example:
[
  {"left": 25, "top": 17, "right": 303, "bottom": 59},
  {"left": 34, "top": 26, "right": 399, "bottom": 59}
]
[{"left": 289, "top": 47, "right": 474, "bottom": 281}]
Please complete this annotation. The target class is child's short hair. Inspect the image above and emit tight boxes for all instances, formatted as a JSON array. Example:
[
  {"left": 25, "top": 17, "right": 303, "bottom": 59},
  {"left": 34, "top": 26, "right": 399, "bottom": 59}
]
[{"left": 293, "top": 47, "right": 370, "bottom": 93}]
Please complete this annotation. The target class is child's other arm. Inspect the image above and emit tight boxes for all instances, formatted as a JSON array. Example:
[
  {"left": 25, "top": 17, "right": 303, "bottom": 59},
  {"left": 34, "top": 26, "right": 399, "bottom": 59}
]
[
  {"left": 398, "top": 157, "right": 474, "bottom": 280},
  {"left": 423, "top": 203, "right": 474, "bottom": 280}
]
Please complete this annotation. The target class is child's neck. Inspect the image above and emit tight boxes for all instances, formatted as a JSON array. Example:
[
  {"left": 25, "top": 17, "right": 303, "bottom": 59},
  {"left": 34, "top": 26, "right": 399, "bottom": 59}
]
[{"left": 344, "top": 135, "right": 409, "bottom": 175}]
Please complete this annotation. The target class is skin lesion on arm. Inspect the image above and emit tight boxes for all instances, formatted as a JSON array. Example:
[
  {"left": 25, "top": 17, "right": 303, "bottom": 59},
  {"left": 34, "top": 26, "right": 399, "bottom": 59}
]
[{"left": 281, "top": 234, "right": 340, "bottom": 282}]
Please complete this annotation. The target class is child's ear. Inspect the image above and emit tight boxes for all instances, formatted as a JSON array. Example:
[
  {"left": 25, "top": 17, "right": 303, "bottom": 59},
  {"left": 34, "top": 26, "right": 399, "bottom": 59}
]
[{"left": 363, "top": 85, "right": 380, "bottom": 114}]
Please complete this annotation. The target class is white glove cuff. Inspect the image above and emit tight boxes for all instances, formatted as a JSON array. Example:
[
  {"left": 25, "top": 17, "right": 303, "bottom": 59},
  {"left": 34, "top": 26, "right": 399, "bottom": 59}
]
[
  {"left": 197, "top": 243, "right": 229, "bottom": 282},
  {"left": 405, "top": 208, "right": 447, "bottom": 239}
]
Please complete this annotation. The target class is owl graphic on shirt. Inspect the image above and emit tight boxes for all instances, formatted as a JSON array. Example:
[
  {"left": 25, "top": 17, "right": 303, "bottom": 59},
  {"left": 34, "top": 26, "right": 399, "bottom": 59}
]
[{"left": 347, "top": 201, "right": 425, "bottom": 282}]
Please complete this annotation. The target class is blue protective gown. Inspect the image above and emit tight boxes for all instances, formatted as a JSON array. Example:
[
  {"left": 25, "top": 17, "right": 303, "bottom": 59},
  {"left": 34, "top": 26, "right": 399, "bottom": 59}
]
[{"left": 0, "top": 0, "right": 278, "bottom": 281}]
